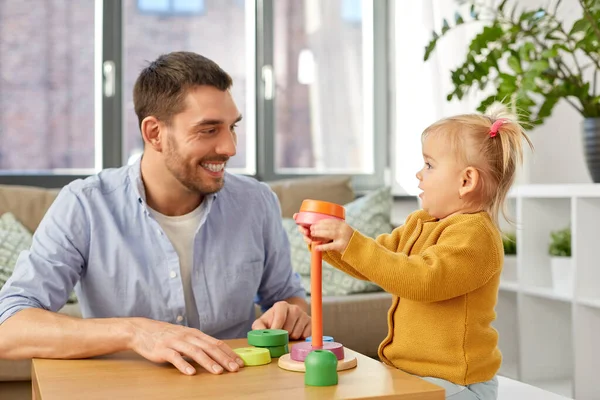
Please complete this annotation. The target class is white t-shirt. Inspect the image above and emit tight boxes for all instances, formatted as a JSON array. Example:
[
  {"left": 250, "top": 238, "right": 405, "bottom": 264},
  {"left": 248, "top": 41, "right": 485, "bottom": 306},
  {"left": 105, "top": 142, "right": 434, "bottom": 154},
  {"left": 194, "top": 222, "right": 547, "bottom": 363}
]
[{"left": 149, "top": 203, "right": 205, "bottom": 328}]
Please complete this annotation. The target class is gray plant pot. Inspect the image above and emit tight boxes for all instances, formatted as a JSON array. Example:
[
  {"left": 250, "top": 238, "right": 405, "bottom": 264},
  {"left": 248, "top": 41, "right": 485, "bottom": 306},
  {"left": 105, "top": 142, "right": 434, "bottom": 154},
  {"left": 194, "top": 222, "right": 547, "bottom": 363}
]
[{"left": 583, "top": 118, "right": 600, "bottom": 183}]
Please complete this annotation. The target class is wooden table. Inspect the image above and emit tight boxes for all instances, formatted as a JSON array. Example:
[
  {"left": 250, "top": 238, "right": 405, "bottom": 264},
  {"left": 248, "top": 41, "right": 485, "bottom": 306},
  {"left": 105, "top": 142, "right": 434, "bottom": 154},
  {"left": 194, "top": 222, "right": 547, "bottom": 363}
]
[{"left": 32, "top": 339, "right": 444, "bottom": 400}]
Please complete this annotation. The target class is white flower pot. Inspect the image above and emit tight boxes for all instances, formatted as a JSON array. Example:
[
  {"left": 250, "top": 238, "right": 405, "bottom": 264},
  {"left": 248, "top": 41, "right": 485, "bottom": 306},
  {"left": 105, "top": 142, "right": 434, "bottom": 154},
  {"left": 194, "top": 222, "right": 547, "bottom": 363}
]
[
  {"left": 550, "top": 256, "right": 573, "bottom": 296},
  {"left": 502, "top": 255, "right": 517, "bottom": 282}
]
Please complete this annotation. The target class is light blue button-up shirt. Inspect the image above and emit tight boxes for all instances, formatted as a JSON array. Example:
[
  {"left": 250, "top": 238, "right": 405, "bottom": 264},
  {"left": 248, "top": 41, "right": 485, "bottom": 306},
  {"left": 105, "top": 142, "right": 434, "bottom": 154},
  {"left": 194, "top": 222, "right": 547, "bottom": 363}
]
[{"left": 0, "top": 160, "right": 305, "bottom": 339}]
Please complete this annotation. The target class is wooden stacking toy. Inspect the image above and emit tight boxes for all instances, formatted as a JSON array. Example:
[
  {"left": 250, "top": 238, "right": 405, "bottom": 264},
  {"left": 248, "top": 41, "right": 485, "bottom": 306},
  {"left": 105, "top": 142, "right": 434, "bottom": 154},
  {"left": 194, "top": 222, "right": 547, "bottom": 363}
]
[
  {"left": 278, "top": 200, "right": 358, "bottom": 378},
  {"left": 233, "top": 347, "right": 271, "bottom": 366},
  {"left": 305, "top": 350, "right": 338, "bottom": 386},
  {"left": 306, "top": 335, "right": 334, "bottom": 343},
  {"left": 247, "top": 329, "right": 289, "bottom": 358}
]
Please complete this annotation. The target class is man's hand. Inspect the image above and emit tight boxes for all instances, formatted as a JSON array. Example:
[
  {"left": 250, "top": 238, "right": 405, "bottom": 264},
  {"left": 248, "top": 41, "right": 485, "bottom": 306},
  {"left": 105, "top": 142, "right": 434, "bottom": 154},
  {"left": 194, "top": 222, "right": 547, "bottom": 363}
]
[
  {"left": 251, "top": 301, "right": 311, "bottom": 340},
  {"left": 127, "top": 318, "right": 245, "bottom": 376}
]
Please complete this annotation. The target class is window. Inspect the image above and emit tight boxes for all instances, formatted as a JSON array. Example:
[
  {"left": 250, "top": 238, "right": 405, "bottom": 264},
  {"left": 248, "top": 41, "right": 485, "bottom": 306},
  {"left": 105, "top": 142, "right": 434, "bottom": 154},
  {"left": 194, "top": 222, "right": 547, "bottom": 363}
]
[
  {"left": 0, "top": 0, "right": 96, "bottom": 175},
  {"left": 271, "top": 0, "right": 371, "bottom": 174},
  {"left": 261, "top": 0, "right": 386, "bottom": 190},
  {"left": 341, "top": 0, "right": 361, "bottom": 23},
  {"left": 0, "top": 0, "right": 386, "bottom": 191},
  {"left": 137, "top": 0, "right": 205, "bottom": 16},
  {"left": 123, "top": 0, "right": 255, "bottom": 173}
]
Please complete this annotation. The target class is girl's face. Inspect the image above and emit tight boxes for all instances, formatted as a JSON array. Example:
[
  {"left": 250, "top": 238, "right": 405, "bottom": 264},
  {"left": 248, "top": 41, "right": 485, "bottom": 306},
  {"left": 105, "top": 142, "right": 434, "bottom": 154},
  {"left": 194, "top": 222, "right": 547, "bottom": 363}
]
[{"left": 415, "top": 134, "right": 469, "bottom": 219}]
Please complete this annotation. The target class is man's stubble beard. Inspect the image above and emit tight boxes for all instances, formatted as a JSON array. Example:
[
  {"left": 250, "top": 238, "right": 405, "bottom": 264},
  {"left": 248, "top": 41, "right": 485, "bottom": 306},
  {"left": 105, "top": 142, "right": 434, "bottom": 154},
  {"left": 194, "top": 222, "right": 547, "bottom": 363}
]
[{"left": 164, "top": 134, "right": 227, "bottom": 195}]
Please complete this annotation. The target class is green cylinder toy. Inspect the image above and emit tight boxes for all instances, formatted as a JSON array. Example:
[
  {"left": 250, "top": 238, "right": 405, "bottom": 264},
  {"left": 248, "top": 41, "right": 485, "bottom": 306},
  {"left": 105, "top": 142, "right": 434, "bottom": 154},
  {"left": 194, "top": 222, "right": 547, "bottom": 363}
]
[{"left": 304, "top": 350, "right": 338, "bottom": 386}]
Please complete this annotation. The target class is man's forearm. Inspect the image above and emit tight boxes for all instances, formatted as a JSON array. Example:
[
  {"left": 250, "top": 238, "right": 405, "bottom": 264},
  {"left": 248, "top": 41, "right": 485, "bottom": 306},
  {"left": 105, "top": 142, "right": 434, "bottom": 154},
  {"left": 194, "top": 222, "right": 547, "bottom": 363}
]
[
  {"left": 0, "top": 308, "right": 133, "bottom": 360},
  {"left": 284, "top": 296, "right": 309, "bottom": 314}
]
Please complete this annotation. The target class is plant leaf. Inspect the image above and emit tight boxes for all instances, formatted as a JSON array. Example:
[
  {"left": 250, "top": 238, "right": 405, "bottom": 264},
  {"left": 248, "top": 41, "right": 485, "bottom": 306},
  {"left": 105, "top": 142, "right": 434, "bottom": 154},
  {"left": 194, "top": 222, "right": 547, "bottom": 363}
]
[
  {"left": 530, "top": 60, "right": 550, "bottom": 72},
  {"left": 541, "top": 47, "right": 559, "bottom": 58},
  {"left": 538, "top": 96, "right": 559, "bottom": 119},
  {"left": 470, "top": 4, "right": 478, "bottom": 19},
  {"left": 508, "top": 56, "right": 522, "bottom": 73},
  {"left": 519, "top": 42, "right": 536, "bottom": 61},
  {"left": 424, "top": 29, "right": 443, "bottom": 60},
  {"left": 477, "top": 95, "right": 499, "bottom": 113},
  {"left": 455, "top": 12, "right": 464, "bottom": 25},
  {"left": 520, "top": 11, "right": 537, "bottom": 22},
  {"left": 570, "top": 18, "right": 591, "bottom": 35},
  {"left": 442, "top": 19, "right": 450, "bottom": 34}
]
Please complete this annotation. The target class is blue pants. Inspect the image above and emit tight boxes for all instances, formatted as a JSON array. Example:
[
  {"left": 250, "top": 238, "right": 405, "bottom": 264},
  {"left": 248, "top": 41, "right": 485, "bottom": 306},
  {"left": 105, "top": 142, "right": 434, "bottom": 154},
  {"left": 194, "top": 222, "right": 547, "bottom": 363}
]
[{"left": 421, "top": 376, "right": 498, "bottom": 399}]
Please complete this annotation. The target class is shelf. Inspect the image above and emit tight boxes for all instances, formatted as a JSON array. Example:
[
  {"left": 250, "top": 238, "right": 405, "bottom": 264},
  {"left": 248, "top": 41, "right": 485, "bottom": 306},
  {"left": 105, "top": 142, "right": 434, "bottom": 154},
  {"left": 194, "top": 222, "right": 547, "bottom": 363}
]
[
  {"left": 499, "top": 281, "right": 519, "bottom": 292},
  {"left": 522, "top": 285, "right": 572, "bottom": 302},
  {"left": 510, "top": 183, "right": 600, "bottom": 198},
  {"left": 519, "top": 198, "right": 571, "bottom": 289},
  {"left": 527, "top": 378, "right": 573, "bottom": 398},
  {"left": 577, "top": 296, "right": 600, "bottom": 309},
  {"left": 488, "top": 184, "right": 600, "bottom": 398}
]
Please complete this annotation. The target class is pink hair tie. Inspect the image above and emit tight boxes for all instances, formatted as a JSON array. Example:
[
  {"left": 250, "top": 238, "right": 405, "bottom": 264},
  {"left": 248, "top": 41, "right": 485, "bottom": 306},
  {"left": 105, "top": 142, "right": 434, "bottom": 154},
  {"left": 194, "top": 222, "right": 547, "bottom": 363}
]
[{"left": 489, "top": 119, "right": 507, "bottom": 137}]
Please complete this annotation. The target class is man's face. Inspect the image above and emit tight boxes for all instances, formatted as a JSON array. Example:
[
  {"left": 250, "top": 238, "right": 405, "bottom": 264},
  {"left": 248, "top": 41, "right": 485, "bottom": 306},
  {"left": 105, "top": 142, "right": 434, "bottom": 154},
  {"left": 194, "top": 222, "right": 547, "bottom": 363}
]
[{"left": 162, "top": 86, "right": 240, "bottom": 195}]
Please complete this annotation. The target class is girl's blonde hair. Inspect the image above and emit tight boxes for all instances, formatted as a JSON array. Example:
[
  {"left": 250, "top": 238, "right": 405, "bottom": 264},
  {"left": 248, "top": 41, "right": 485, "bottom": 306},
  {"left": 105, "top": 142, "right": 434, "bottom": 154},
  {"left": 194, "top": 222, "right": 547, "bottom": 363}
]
[{"left": 422, "top": 104, "right": 534, "bottom": 228}]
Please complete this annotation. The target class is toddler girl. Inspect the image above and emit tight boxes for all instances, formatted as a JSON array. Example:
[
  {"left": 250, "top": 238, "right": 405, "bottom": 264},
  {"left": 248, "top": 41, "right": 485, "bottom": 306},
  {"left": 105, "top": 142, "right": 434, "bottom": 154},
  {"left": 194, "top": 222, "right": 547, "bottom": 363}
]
[{"left": 298, "top": 106, "right": 533, "bottom": 400}]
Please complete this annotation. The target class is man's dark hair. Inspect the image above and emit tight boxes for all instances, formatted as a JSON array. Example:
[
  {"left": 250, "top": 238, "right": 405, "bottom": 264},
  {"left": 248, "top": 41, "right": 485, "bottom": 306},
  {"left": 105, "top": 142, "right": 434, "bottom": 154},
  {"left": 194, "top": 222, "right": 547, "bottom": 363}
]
[{"left": 133, "top": 51, "right": 233, "bottom": 128}]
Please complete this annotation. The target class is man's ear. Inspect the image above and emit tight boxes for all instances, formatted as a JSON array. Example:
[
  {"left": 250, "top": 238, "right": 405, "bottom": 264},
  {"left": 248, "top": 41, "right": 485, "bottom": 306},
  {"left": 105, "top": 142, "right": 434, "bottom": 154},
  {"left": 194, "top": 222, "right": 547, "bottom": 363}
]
[
  {"left": 140, "top": 116, "right": 163, "bottom": 152},
  {"left": 458, "top": 166, "right": 479, "bottom": 199}
]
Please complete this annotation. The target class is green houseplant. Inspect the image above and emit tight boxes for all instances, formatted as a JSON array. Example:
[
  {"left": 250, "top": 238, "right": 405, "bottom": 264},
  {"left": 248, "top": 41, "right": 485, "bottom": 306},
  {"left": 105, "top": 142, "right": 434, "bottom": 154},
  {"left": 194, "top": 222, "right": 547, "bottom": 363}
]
[
  {"left": 502, "top": 232, "right": 517, "bottom": 282},
  {"left": 424, "top": 0, "right": 600, "bottom": 181},
  {"left": 548, "top": 227, "right": 573, "bottom": 295},
  {"left": 549, "top": 227, "right": 572, "bottom": 257},
  {"left": 502, "top": 232, "right": 517, "bottom": 255}
]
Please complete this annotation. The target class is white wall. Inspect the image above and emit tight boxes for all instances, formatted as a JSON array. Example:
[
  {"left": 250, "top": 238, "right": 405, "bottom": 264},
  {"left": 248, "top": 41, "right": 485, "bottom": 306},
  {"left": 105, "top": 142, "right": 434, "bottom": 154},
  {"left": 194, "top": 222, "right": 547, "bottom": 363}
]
[{"left": 526, "top": 103, "right": 591, "bottom": 184}]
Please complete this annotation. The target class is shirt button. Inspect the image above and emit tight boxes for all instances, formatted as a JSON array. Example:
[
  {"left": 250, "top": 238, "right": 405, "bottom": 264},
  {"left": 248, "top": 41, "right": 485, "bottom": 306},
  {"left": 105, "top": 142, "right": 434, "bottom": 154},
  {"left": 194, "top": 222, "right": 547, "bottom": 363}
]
[
  {"left": 176, "top": 315, "right": 184, "bottom": 323},
  {"left": 170, "top": 271, "right": 177, "bottom": 278},
  {"left": 158, "top": 229, "right": 163, "bottom": 235}
]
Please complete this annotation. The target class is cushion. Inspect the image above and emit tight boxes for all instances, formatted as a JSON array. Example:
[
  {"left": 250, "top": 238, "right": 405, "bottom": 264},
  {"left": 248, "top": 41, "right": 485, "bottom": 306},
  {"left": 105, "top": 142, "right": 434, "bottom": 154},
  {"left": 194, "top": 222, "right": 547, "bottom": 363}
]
[
  {"left": 0, "top": 184, "right": 60, "bottom": 232},
  {"left": 0, "top": 213, "right": 34, "bottom": 286},
  {"left": 268, "top": 176, "right": 355, "bottom": 218},
  {"left": 0, "top": 212, "right": 77, "bottom": 304},
  {"left": 282, "top": 186, "right": 393, "bottom": 295}
]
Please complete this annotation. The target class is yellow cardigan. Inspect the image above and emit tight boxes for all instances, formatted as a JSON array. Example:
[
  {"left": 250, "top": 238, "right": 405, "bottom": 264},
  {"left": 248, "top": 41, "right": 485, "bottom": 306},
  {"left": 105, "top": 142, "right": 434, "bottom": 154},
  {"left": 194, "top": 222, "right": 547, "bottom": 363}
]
[{"left": 323, "top": 210, "right": 503, "bottom": 385}]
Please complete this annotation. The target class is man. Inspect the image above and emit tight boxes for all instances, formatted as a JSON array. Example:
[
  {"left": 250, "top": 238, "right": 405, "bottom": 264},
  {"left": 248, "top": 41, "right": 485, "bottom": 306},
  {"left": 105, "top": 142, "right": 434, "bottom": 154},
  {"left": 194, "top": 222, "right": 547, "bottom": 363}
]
[{"left": 0, "top": 51, "right": 310, "bottom": 376}]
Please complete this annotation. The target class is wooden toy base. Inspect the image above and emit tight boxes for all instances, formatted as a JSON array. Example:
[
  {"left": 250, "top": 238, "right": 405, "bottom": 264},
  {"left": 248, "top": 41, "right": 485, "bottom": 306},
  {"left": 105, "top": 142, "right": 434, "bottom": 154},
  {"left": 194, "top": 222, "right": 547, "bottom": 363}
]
[{"left": 277, "top": 353, "right": 358, "bottom": 372}]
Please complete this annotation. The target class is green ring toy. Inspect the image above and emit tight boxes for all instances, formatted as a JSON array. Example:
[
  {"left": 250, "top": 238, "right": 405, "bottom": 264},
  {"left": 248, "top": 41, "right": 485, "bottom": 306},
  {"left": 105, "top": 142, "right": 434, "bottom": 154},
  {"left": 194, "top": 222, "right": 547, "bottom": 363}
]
[
  {"left": 247, "top": 329, "right": 289, "bottom": 347},
  {"left": 263, "top": 344, "right": 289, "bottom": 358}
]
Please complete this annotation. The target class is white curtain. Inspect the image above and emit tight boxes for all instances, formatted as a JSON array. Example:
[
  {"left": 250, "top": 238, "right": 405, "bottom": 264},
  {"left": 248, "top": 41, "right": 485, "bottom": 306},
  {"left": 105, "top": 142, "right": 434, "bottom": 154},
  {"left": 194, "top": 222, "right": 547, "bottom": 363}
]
[{"left": 391, "top": 0, "right": 490, "bottom": 195}]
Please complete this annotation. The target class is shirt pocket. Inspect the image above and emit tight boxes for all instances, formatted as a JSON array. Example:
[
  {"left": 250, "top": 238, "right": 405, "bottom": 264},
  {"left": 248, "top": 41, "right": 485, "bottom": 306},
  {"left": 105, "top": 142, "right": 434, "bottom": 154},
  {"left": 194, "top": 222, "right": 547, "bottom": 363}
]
[{"left": 220, "top": 260, "right": 263, "bottom": 321}]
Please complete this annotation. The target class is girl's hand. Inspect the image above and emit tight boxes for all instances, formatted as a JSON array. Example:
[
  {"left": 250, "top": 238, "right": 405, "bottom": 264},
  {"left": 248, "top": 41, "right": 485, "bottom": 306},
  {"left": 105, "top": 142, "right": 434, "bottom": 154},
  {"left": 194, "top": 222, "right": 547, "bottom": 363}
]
[
  {"left": 296, "top": 224, "right": 313, "bottom": 246},
  {"left": 309, "top": 219, "right": 354, "bottom": 253}
]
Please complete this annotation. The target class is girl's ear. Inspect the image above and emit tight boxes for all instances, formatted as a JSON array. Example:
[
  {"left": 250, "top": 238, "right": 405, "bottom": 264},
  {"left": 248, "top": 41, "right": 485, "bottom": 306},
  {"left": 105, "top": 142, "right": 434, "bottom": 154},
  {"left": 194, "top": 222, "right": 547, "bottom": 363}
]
[{"left": 458, "top": 166, "right": 479, "bottom": 198}]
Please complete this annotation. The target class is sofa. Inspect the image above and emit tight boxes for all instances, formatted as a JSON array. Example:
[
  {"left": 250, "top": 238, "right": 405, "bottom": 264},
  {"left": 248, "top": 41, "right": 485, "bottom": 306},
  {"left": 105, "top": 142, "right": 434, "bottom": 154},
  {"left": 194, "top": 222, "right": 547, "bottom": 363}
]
[{"left": 0, "top": 175, "right": 392, "bottom": 385}]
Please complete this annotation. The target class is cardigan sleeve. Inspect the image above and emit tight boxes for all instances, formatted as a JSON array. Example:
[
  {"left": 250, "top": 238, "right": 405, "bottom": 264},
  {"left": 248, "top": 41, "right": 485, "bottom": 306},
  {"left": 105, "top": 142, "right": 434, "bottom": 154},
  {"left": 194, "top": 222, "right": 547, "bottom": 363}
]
[
  {"left": 338, "top": 220, "right": 502, "bottom": 302},
  {"left": 322, "top": 224, "right": 407, "bottom": 282}
]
